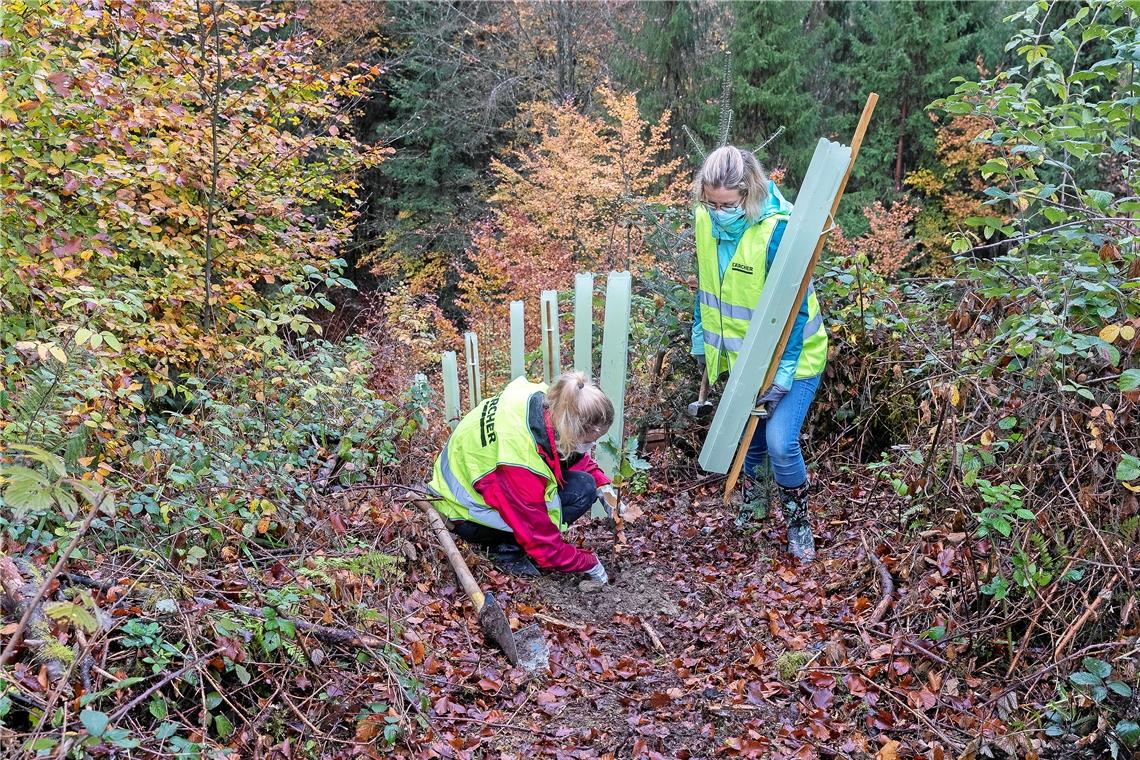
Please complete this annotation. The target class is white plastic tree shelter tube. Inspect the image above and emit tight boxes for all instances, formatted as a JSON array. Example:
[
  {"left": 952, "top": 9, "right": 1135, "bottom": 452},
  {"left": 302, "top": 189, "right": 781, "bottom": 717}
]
[
  {"left": 540, "top": 290, "right": 560, "bottom": 383},
  {"left": 716, "top": 93, "right": 878, "bottom": 500},
  {"left": 595, "top": 271, "right": 632, "bottom": 504},
  {"left": 464, "top": 331, "right": 482, "bottom": 408},
  {"left": 441, "top": 350, "right": 461, "bottom": 430},
  {"left": 510, "top": 300, "right": 525, "bottom": 380},
  {"left": 574, "top": 273, "right": 594, "bottom": 376},
  {"left": 698, "top": 138, "right": 852, "bottom": 474}
]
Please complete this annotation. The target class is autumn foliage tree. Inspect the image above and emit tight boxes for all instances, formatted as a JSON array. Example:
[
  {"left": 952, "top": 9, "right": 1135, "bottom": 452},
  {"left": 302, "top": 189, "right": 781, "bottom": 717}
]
[
  {"left": 0, "top": 0, "right": 385, "bottom": 385},
  {"left": 458, "top": 87, "right": 683, "bottom": 379}
]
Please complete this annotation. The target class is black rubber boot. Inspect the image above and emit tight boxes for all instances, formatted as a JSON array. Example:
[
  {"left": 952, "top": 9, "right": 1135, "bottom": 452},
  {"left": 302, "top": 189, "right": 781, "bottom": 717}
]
[
  {"left": 780, "top": 483, "right": 815, "bottom": 563},
  {"left": 488, "top": 544, "right": 540, "bottom": 577},
  {"left": 739, "top": 474, "right": 769, "bottom": 522}
]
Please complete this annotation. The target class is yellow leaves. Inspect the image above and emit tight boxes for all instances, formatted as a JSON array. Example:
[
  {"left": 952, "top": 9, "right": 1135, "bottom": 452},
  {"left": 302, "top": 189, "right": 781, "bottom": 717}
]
[
  {"left": 948, "top": 384, "right": 960, "bottom": 407},
  {"left": 980, "top": 430, "right": 995, "bottom": 446},
  {"left": 15, "top": 340, "right": 67, "bottom": 364},
  {"left": 1099, "top": 323, "right": 1136, "bottom": 344}
]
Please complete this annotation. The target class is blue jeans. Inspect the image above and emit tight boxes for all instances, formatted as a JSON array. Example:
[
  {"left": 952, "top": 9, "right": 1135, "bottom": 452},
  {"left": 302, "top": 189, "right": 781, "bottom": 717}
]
[{"left": 744, "top": 374, "right": 821, "bottom": 488}]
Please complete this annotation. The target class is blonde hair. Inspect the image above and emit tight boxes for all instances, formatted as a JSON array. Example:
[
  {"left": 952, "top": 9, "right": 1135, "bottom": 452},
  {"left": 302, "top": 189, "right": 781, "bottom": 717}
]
[
  {"left": 545, "top": 371, "right": 615, "bottom": 458},
  {"left": 692, "top": 145, "right": 769, "bottom": 222}
]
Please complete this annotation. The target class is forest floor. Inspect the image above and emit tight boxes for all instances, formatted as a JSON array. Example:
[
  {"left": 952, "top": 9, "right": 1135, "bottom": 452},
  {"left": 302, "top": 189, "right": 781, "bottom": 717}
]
[{"left": 388, "top": 468, "right": 1045, "bottom": 760}]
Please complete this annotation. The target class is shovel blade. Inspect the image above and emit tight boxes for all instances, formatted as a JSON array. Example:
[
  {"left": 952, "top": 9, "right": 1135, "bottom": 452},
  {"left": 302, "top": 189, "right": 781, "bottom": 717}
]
[{"left": 477, "top": 592, "right": 519, "bottom": 665}]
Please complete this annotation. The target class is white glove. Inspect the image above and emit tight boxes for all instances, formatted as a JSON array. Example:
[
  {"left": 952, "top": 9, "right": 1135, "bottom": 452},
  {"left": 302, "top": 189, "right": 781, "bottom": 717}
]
[
  {"left": 598, "top": 485, "right": 618, "bottom": 517},
  {"left": 584, "top": 560, "right": 609, "bottom": 585}
]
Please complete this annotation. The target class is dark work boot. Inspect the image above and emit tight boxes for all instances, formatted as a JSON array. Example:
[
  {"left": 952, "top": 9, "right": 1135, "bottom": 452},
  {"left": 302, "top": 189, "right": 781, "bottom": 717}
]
[
  {"left": 488, "top": 544, "right": 539, "bottom": 577},
  {"left": 779, "top": 483, "right": 815, "bottom": 563},
  {"left": 739, "top": 474, "right": 769, "bottom": 522}
]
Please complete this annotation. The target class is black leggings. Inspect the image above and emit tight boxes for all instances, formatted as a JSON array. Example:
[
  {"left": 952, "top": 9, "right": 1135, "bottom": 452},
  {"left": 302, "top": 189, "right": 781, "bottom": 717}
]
[{"left": 454, "top": 470, "right": 598, "bottom": 548}]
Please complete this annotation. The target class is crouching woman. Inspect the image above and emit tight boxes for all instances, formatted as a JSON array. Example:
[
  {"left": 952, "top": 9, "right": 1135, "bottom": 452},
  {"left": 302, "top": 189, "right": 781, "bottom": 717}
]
[{"left": 427, "top": 371, "right": 614, "bottom": 584}]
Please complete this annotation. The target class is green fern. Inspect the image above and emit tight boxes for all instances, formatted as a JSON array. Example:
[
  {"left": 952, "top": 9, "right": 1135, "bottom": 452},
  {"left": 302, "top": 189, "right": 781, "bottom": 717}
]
[{"left": 1120, "top": 515, "right": 1139, "bottom": 542}]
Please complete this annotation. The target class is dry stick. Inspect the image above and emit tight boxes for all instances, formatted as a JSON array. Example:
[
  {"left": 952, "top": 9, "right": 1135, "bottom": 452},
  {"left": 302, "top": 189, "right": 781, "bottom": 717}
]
[
  {"left": 107, "top": 647, "right": 224, "bottom": 723},
  {"left": 1006, "top": 554, "right": 1079, "bottom": 678},
  {"left": 1054, "top": 577, "right": 1118, "bottom": 661},
  {"left": 723, "top": 92, "right": 879, "bottom": 501},
  {"left": 859, "top": 534, "right": 895, "bottom": 627},
  {"left": 534, "top": 612, "right": 586, "bottom": 631},
  {"left": 640, "top": 618, "right": 665, "bottom": 654},
  {"left": 0, "top": 491, "right": 107, "bottom": 668},
  {"left": 194, "top": 596, "right": 389, "bottom": 650}
]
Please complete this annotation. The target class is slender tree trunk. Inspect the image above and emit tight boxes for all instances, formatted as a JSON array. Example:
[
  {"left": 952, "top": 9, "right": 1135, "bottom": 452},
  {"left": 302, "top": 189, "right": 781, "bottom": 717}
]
[
  {"left": 201, "top": 1, "right": 223, "bottom": 330},
  {"left": 894, "top": 100, "right": 907, "bottom": 191}
]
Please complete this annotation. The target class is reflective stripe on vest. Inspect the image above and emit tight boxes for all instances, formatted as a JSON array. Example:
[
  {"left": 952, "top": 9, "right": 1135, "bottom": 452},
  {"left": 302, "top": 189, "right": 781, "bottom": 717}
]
[
  {"left": 694, "top": 205, "right": 828, "bottom": 383},
  {"left": 427, "top": 377, "right": 564, "bottom": 533}
]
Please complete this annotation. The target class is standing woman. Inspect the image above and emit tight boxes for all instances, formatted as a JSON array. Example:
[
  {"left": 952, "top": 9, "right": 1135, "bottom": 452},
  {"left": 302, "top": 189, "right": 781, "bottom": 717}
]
[
  {"left": 690, "top": 146, "right": 827, "bottom": 562},
  {"left": 428, "top": 371, "right": 615, "bottom": 582}
]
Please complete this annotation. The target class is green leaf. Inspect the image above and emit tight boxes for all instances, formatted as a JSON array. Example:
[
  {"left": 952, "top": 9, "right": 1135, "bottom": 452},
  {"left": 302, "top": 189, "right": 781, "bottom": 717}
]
[
  {"left": 149, "top": 696, "right": 169, "bottom": 720},
  {"left": 80, "top": 709, "right": 109, "bottom": 737},
  {"left": 1108, "top": 681, "right": 1132, "bottom": 698},
  {"left": 1119, "top": 369, "right": 1140, "bottom": 392},
  {"left": 44, "top": 600, "right": 99, "bottom": 632},
  {"left": 2, "top": 465, "right": 55, "bottom": 514},
  {"left": 155, "top": 722, "right": 179, "bottom": 741},
  {"left": 1117, "top": 720, "right": 1140, "bottom": 747},
  {"left": 100, "top": 332, "right": 122, "bottom": 352},
  {"left": 7, "top": 444, "right": 67, "bottom": 477},
  {"left": 1082, "top": 657, "right": 1112, "bottom": 679},
  {"left": 1069, "top": 671, "right": 1103, "bottom": 687},
  {"left": 214, "top": 713, "right": 234, "bottom": 739},
  {"left": 1116, "top": 454, "right": 1140, "bottom": 483}
]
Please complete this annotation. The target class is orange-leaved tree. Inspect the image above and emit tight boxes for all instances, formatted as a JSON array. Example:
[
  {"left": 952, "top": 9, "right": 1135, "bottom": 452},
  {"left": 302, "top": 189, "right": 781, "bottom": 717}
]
[{"left": 459, "top": 86, "right": 684, "bottom": 384}]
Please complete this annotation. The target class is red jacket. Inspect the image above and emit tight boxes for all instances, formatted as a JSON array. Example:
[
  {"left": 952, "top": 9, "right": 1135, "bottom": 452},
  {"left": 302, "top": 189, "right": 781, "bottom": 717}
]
[{"left": 471, "top": 407, "right": 610, "bottom": 573}]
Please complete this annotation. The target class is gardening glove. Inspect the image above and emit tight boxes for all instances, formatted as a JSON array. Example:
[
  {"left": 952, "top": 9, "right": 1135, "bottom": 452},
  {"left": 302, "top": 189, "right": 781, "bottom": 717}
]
[
  {"left": 598, "top": 485, "right": 619, "bottom": 517},
  {"left": 756, "top": 383, "right": 789, "bottom": 409},
  {"left": 584, "top": 559, "right": 609, "bottom": 585}
]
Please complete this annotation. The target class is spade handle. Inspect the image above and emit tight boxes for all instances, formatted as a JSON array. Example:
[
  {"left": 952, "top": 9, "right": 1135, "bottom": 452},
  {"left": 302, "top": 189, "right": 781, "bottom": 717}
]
[{"left": 416, "top": 499, "right": 486, "bottom": 611}]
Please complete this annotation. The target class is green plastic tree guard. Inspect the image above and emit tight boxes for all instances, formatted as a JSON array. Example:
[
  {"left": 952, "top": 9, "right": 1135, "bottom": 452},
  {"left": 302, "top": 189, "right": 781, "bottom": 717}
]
[
  {"left": 510, "top": 300, "right": 525, "bottom": 380},
  {"left": 574, "top": 273, "right": 594, "bottom": 376},
  {"left": 699, "top": 138, "right": 852, "bottom": 473},
  {"left": 464, "top": 331, "right": 482, "bottom": 408},
  {"left": 595, "top": 271, "right": 632, "bottom": 500},
  {"left": 441, "top": 350, "right": 461, "bottom": 430},
  {"left": 540, "top": 290, "right": 560, "bottom": 383}
]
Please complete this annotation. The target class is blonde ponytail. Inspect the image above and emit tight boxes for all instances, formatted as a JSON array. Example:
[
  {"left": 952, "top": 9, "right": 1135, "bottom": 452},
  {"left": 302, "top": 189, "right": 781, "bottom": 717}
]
[
  {"left": 692, "top": 145, "right": 769, "bottom": 222},
  {"left": 545, "top": 371, "right": 615, "bottom": 457}
]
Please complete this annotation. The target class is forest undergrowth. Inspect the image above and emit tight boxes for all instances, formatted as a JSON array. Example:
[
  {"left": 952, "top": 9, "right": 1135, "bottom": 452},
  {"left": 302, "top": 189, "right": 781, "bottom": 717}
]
[{"left": 2, "top": 0, "right": 1138, "bottom": 758}]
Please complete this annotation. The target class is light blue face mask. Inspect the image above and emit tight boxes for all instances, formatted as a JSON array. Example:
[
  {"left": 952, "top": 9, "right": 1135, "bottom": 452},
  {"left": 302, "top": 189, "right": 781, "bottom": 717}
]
[
  {"left": 712, "top": 206, "right": 745, "bottom": 225},
  {"left": 710, "top": 206, "right": 749, "bottom": 238}
]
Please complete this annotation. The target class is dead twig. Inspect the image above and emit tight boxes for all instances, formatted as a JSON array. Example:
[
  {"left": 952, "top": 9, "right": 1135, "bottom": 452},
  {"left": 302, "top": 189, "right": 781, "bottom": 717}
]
[
  {"left": 534, "top": 612, "right": 586, "bottom": 631},
  {"left": 1054, "top": 577, "right": 1118, "bottom": 661},
  {"left": 0, "top": 491, "right": 108, "bottom": 669},
  {"left": 861, "top": 536, "right": 895, "bottom": 627},
  {"left": 640, "top": 618, "right": 665, "bottom": 654}
]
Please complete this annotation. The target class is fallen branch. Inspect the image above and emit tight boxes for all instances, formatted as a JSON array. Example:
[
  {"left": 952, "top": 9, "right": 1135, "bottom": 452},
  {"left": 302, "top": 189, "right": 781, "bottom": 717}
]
[
  {"left": 194, "top": 596, "right": 391, "bottom": 651},
  {"left": 534, "top": 612, "right": 585, "bottom": 631},
  {"left": 640, "top": 618, "right": 665, "bottom": 654},
  {"left": 0, "top": 492, "right": 107, "bottom": 670},
  {"left": 1054, "top": 578, "right": 1118, "bottom": 661},
  {"left": 863, "top": 538, "right": 895, "bottom": 627}
]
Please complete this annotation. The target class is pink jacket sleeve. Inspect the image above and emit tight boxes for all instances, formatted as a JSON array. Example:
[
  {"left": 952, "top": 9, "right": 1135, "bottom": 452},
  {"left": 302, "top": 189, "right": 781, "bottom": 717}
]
[
  {"left": 473, "top": 465, "right": 598, "bottom": 573},
  {"left": 569, "top": 452, "right": 612, "bottom": 488}
]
